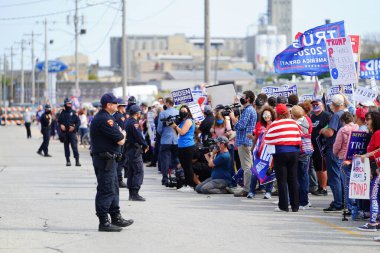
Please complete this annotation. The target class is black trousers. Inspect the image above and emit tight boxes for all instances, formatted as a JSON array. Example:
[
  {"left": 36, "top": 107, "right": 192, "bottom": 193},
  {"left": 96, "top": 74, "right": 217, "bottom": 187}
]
[
  {"left": 25, "top": 123, "right": 31, "bottom": 138},
  {"left": 178, "top": 145, "right": 195, "bottom": 187},
  {"left": 38, "top": 130, "right": 50, "bottom": 155},
  {"left": 63, "top": 132, "right": 79, "bottom": 159},
  {"left": 273, "top": 151, "right": 300, "bottom": 211},
  {"left": 127, "top": 147, "right": 144, "bottom": 191}
]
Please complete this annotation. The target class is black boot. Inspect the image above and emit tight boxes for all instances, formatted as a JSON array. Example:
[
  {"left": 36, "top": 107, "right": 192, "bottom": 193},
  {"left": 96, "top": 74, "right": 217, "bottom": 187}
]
[
  {"left": 129, "top": 189, "right": 146, "bottom": 201},
  {"left": 75, "top": 158, "right": 81, "bottom": 167},
  {"left": 98, "top": 215, "right": 122, "bottom": 232},
  {"left": 111, "top": 213, "right": 134, "bottom": 227},
  {"left": 118, "top": 177, "right": 127, "bottom": 188},
  {"left": 66, "top": 158, "right": 71, "bottom": 166}
]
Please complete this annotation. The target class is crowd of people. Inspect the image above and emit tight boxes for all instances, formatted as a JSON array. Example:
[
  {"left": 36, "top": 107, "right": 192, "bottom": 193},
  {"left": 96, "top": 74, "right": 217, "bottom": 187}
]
[{"left": 23, "top": 90, "right": 380, "bottom": 234}]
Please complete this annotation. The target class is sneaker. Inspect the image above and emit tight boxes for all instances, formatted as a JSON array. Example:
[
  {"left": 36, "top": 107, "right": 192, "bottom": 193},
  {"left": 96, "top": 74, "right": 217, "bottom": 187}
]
[
  {"left": 264, "top": 192, "right": 271, "bottom": 199},
  {"left": 178, "top": 186, "right": 193, "bottom": 192},
  {"left": 247, "top": 192, "right": 255, "bottom": 199},
  {"left": 274, "top": 207, "right": 289, "bottom": 212},
  {"left": 177, "top": 186, "right": 186, "bottom": 192},
  {"left": 272, "top": 200, "right": 279, "bottom": 205},
  {"left": 357, "top": 223, "right": 378, "bottom": 232},
  {"left": 225, "top": 187, "right": 235, "bottom": 194},
  {"left": 316, "top": 189, "right": 328, "bottom": 196},
  {"left": 300, "top": 205, "right": 310, "bottom": 210},
  {"left": 323, "top": 206, "right": 343, "bottom": 213}
]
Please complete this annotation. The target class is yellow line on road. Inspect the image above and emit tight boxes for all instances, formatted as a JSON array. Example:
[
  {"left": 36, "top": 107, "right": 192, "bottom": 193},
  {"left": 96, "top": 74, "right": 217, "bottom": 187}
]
[{"left": 309, "top": 217, "right": 364, "bottom": 237}]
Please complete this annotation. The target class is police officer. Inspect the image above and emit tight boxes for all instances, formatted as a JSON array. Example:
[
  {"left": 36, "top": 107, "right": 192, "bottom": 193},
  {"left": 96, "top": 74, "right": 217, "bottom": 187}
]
[
  {"left": 58, "top": 98, "right": 81, "bottom": 166},
  {"left": 126, "top": 96, "right": 137, "bottom": 116},
  {"left": 125, "top": 104, "right": 149, "bottom": 201},
  {"left": 90, "top": 93, "right": 133, "bottom": 232},
  {"left": 114, "top": 98, "right": 128, "bottom": 188},
  {"left": 37, "top": 104, "right": 53, "bottom": 157}
]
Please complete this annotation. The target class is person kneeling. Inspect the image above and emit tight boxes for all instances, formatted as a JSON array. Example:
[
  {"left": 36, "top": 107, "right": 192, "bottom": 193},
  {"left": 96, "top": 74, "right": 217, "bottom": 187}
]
[{"left": 195, "top": 136, "right": 232, "bottom": 194}]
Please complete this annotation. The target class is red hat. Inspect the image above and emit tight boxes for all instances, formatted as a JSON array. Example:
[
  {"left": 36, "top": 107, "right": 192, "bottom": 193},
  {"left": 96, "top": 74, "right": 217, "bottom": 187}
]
[
  {"left": 355, "top": 107, "right": 368, "bottom": 121},
  {"left": 276, "top": 103, "right": 288, "bottom": 115}
]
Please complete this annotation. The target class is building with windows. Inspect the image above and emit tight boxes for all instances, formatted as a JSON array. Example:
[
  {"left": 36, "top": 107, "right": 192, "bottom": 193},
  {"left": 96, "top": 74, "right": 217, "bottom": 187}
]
[{"left": 268, "top": 0, "right": 292, "bottom": 45}]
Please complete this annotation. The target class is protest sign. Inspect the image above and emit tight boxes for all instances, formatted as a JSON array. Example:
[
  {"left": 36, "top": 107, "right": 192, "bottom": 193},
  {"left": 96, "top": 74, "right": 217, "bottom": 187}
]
[
  {"left": 345, "top": 131, "right": 370, "bottom": 160},
  {"left": 354, "top": 86, "right": 378, "bottom": 104},
  {"left": 280, "top": 84, "right": 289, "bottom": 91},
  {"left": 206, "top": 83, "right": 237, "bottom": 108},
  {"left": 349, "top": 157, "right": 370, "bottom": 199},
  {"left": 274, "top": 21, "right": 346, "bottom": 76},
  {"left": 373, "top": 150, "right": 380, "bottom": 168},
  {"left": 299, "top": 94, "right": 315, "bottom": 102},
  {"left": 188, "top": 103, "right": 205, "bottom": 122},
  {"left": 360, "top": 58, "right": 380, "bottom": 80},
  {"left": 171, "top": 88, "right": 193, "bottom": 106},
  {"left": 370, "top": 78, "right": 378, "bottom": 92},
  {"left": 327, "top": 83, "right": 354, "bottom": 104},
  {"left": 315, "top": 135, "right": 327, "bottom": 157},
  {"left": 261, "top": 86, "right": 279, "bottom": 97},
  {"left": 326, "top": 37, "right": 358, "bottom": 90},
  {"left": 349, "top": 35, "right": 360, "bottom": 67},
  {"left": 191, "top": 90, "right": 203, "bottom": 104},
  {"left": 251, "top": 133, "right": 276, "bottom": 185}
]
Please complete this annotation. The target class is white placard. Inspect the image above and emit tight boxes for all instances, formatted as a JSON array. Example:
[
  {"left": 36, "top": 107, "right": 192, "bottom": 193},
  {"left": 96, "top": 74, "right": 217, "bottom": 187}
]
[
  {"left": 349, "top": 157, "right": 370, "bottom": 199},
  {"left": 354, "top": 86, "right": 378, "bottom": 104},
  {"left": 206, "top": 83, "right": 237, "bottom": 108},
  {"left": 188, "top": 103, "right": 205, "bottom": 122}
]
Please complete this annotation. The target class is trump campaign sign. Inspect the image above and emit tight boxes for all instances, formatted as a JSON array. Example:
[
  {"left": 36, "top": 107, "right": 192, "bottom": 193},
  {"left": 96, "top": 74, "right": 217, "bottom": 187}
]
[
  {"left": 349, "top": 157, "right": 370, "bottom": 199},
  {"left": 274, "top": 21, "right": 346, "bottom": 76}
]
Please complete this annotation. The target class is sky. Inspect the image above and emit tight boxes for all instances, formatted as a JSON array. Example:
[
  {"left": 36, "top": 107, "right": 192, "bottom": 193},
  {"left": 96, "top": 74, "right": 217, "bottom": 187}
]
[{"left": 0, "top": 0, "right": 379, "bottom": 70}]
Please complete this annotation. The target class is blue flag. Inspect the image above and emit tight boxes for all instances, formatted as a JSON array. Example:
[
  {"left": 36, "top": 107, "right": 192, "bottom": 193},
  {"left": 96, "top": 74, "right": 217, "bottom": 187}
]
[
  {"left": 274, "top": 21, "right": 346, "bottom": 76},
  {"left": 360, "top": 58, "right": 380, "bottom": 80}
]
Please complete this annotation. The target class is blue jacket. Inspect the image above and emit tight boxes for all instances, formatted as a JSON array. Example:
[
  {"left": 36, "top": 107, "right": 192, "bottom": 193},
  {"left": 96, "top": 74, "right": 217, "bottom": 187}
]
[{"left": 157, "top": 107, "right": 179, "bottom": 145}]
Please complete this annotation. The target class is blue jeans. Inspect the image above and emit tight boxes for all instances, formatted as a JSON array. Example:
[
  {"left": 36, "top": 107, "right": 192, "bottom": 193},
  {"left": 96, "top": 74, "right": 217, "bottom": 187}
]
[
  {"left": 159, "top": 144, "right": 179, "bottom": 184},
  {"left": 298, "top": 155, "right": 310, "bottom": 206},
  {"left": 249, "top": 173, "right": 273, "bottom": 195},
  {"left": 369, "top": 176, "right": 380, "bottom": 224},
  {"left": 79, "top": 128, "right": 88, "bottom": 144},
  {"left": 341, "top": 164, "right": 354, "bottom": 211},
  {"left": 325, "top": 148, "right": 343, "bottom": 208}
]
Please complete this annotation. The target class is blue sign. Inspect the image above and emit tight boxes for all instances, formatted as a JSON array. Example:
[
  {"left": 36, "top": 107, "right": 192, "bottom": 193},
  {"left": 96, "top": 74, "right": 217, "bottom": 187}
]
[
  {"left": 274, "top": 21, "right": 346, "bottom": 76},
  {"left": 36, "top": 60, "right": 68, "bottom": 73},
  {"left": 345, "top": 131, "right": 370, "bottom": 160},
  {"left": 251, "top": 133, "right": 276, "bottom": 185},
  {"left": 171, "top": 88, "right": 194, "bottom": 106},
  {"left": 360, "top": 58, "right": 380, "bottom": 80}
]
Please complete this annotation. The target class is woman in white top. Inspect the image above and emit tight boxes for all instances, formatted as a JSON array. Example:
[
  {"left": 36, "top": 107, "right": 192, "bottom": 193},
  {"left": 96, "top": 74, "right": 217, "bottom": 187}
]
[{"left": 78, "top": 108, "right": 88, "bottom": 145}]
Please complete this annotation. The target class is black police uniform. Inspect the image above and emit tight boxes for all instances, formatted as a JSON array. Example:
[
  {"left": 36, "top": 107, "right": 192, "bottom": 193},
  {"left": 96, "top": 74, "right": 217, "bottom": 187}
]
[
  {"left": 125, "top": 115, "right": 148, "bottom": 201},
  {"left": 37, "top": 110, "right": 52, "bottom": 156},
  {"left": 90, "top": 108, "right": 133, "bottom": 231},
  {"left": 58, "top": 106, "right": 81, "bottom": 166},
  {"left": 113, "top": 110, "right": 128, "bottom": 186}
]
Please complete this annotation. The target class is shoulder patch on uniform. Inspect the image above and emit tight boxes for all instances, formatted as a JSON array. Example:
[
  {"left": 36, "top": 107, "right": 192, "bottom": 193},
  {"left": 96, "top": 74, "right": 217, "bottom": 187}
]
[
  {"left": 134, "top": 124, "right": 139, "bottom": 129},
  {"left": 121, "top": 117, "right": 125, "bottom": 122},
  {"left": 107, "top": 119, "right": 114, "bottom": 127}
]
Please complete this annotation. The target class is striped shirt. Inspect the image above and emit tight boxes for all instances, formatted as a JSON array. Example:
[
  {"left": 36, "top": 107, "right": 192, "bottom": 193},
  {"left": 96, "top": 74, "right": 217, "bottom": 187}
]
[{"left": 264, "top": 119, "right": 302, "bottom": 146}]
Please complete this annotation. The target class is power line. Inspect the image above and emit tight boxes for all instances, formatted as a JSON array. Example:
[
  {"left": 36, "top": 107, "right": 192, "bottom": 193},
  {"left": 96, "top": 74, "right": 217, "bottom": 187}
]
[
  {"left": 0, "top": 0, "right": 51, "bottom": 8},
  {"left": 127, "top": 0, "right": 177, "bottom": 22},
  {"left": 0, "top": 1, "right": 112, "bottom": 21}
]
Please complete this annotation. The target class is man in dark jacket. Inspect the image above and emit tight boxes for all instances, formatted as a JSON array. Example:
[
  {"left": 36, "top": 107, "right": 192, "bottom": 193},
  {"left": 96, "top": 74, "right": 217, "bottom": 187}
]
[
  {"left": 199, "top": 105, "right": 214, "bottom": 144},
  {"left": 37, "top": 104, "right": 53, "bottom": 157}
]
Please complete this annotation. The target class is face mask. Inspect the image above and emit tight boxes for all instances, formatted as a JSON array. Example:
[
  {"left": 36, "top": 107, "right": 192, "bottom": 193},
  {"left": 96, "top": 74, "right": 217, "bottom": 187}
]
[
  {"left": 179, "top": 111, "right": 188, "bottom": 119},
  {"left": 163, "top": 105, "right": 167, "bottom": 110},
  {"left": 313, "top": 105, "right": 321, "bottom": 112},
  {"left": 64, "top": 105, "right": 71, "bottom": 110},
  {"left": 216, "top": 119, "right": 224, "bottom": 125},
  {"left": 240, "top": 97, "right": 247, "bottom": 105},
  {"left": 262, "top": 112, "right": 271, "bottom": 121}
]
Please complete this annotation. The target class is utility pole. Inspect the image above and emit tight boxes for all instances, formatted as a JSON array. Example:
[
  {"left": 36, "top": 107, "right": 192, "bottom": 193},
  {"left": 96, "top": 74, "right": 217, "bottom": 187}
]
[
  {"left": 0, "top": 57, "right": 2, "bottom": 107},
  {"left": 44, "top": 19, "right": 49, "bottom": 103},
  {"left": 121, "top": 0, "right": 128, "bottom": 100},
  {"left": 3, "top": 53, "right": 7, "bottom": 106},
  {"left": 204, "top": 0, "right": 210, "bottom": 84},
  {"left": 20, "top": 40, "right": 25, "bottom": 104},
  {"left": 25, "top": 31, "right": 41, "bottom": 105},
  {"left": 8, "top": 46, "right": 14, "bottom": 104},
  {"left": 74, "top": 0, "right": 80, "bottom": 97}
]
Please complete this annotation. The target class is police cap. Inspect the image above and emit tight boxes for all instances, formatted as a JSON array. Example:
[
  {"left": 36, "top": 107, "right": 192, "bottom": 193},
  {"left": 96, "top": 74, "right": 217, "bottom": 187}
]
[
  {"left": 44, "top": 104, "right": 52, "bottom": 110},
  {"left": 129, "top": 104, "right": 141, "bottom": 115},
  {"left": 64, "top": 98, "right": 72, "bottom": 104},
  {"left": 128, "top": 96, "right": 137, "bottom": 104},
  {"left": 116, "top": 98, "right": 127, "bottom": 106},
  {"left": 100, "top": 93, "right": 118, "bottom": 106}
]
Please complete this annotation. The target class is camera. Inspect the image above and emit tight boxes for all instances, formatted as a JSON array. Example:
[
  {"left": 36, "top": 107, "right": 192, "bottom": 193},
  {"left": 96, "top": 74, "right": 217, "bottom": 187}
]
[
  {"left": 166, "top": 168, "right": 185, "bottom": 189},
  {"left": 160, "top": 115, "right": 181, "bottom": 126},
  {"left": 221, "top": 103, "right": 241, "bottom": 117},
  {"left": 198, "top": 138, "right": 217, "bottom": 153}
]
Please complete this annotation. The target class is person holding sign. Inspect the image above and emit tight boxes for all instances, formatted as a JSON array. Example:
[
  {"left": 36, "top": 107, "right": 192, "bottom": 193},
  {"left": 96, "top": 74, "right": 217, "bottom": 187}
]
[
  {"left": 356, "top": 111, "right": 380, "bottom": 231},
  {"left": 333, "top": 112, "right": 359, "bottom": 214}
]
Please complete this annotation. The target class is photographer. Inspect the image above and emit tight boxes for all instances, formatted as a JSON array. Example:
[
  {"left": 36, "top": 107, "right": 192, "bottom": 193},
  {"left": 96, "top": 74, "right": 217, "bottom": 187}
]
[
  {"left": 157, "top": 97, "right": 179, "bottom": 186},
  {"left": 198, "top": 105, "right": 214, "bottom": 143},
  {"left": 229, "top": 90, "right": 257, "bottom": 197},
  {"left": 195, "top": 136, "right": 232, "bottom": 194},
  {"left": 171, "top": 105, "right": 196, "bottom": 191}
]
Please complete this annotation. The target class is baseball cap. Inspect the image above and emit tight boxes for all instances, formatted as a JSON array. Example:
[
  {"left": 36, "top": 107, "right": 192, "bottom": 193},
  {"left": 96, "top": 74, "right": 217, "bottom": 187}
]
[
  {"left": 311, "top": 98, "right": 322, "bottom": 103},
  {"left": 129, "top": 104, "right": 141, "bottom": 114},
  {"left": 100, "top": 93, "right": 118, "bottom": 106},
  {"left": 276, "top": 96, "right": 287, "bottom": 104},
  {"left": 215, "top": 136, "right": 229, "bottom": 144},
  {"left": 356, "top": 107, "right": 368, "bottom": 121},
  {"left": 331, "top": 94, "right": 344, "bottom": 106},
  {"left": 116, "top": 98, "right": 127, "bottom": 106},
  {"left": 276, "top": 103, "right": 288, "bottom": 115}
]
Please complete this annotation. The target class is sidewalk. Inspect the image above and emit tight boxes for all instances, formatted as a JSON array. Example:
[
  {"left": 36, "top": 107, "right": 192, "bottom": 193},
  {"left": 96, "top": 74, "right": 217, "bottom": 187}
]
[{"left": 0, "top": 125, "right": 379, "bottom": 253}]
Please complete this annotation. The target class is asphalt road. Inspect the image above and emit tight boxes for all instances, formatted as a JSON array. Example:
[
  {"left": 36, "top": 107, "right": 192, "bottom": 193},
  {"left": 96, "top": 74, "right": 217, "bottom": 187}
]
[{"left": 0, "top": 125, "right": 379, "bottom": 253}]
